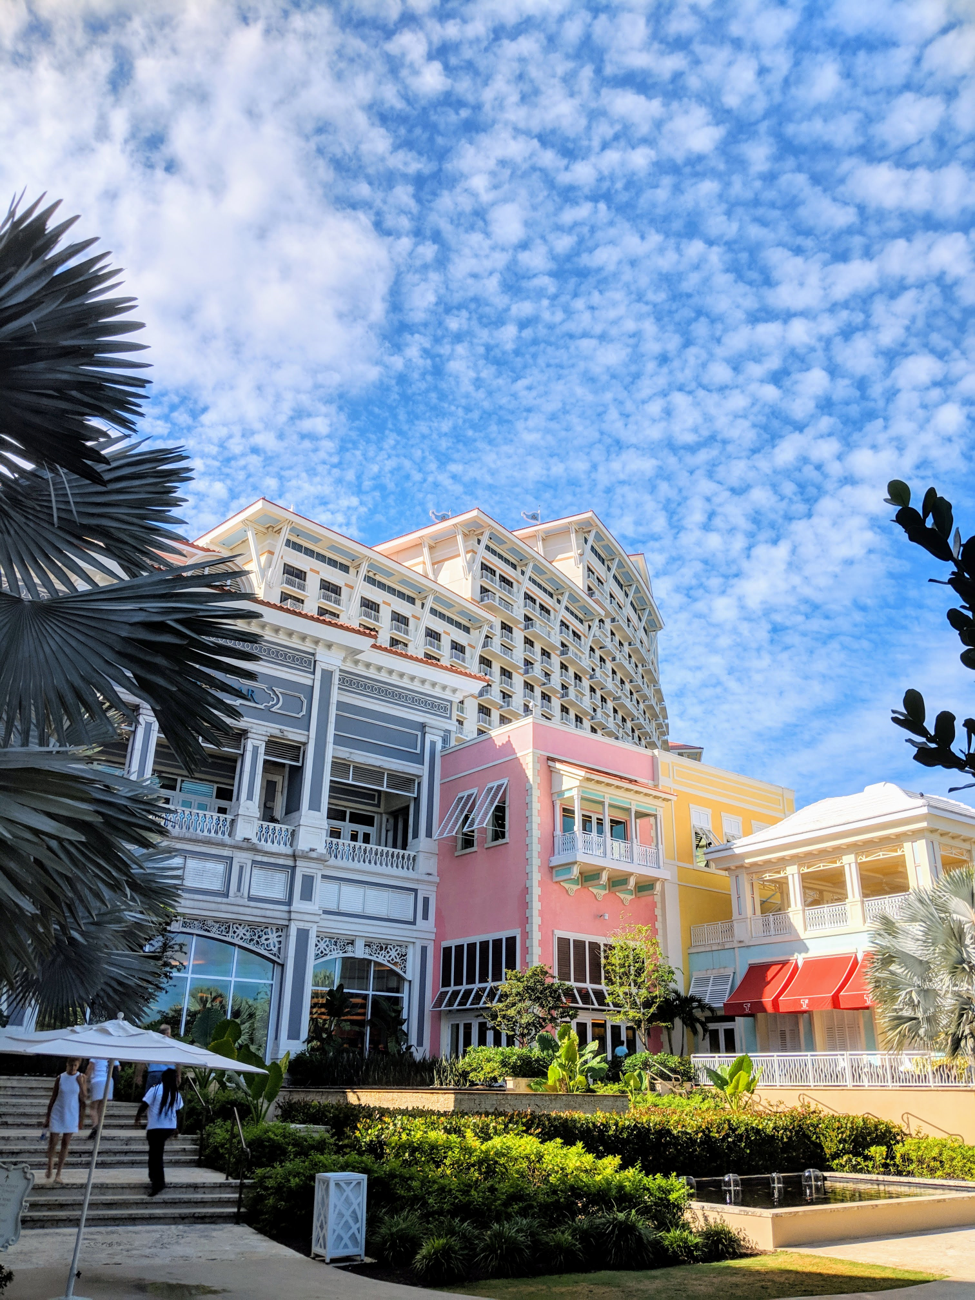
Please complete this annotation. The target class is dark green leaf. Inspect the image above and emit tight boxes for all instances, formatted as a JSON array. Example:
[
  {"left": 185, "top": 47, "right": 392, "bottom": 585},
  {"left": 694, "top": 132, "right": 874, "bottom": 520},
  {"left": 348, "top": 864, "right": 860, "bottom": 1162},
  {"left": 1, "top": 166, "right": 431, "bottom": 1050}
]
[
  {"left": 886, "top": 480, "right": 911, "bottom": 507},
  {"left": 0, "top": 196, "right": 150, "bottom": 480},
  {"left": 962, "top": 649, "right": 975, "bottom": 671},
  {"left": 903, "top": 689, "right": 926, "bottom": 725},
  {"left": 922, "top": 487, "right": 938, "bottom": 520},
  {"left": 934, "top": 711, "right": 957, "bottom": 748},
  {"left": 931, "top": 496, "right": 954, "bottom": 540}
]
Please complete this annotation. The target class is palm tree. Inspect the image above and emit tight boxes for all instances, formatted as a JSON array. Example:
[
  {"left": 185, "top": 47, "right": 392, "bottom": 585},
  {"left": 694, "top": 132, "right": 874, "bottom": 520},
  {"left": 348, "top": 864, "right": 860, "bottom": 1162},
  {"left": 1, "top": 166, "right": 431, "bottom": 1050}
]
[
  {"left": 654, "top": 988, "right": 715, "bottom": 1055},
  {"left": 869, "top": 867, "right": 975, "bottom": 1061},
  {"left": 0, "top": 194, "right": 260, "bottom": 1022}
]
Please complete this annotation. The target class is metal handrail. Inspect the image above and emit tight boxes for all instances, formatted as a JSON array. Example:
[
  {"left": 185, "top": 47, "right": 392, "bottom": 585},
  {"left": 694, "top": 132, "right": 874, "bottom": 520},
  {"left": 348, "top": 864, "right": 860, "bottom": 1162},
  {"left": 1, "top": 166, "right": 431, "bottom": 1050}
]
[{"left": 229, "top": 1105, "right": 250, "bottom": 1224}]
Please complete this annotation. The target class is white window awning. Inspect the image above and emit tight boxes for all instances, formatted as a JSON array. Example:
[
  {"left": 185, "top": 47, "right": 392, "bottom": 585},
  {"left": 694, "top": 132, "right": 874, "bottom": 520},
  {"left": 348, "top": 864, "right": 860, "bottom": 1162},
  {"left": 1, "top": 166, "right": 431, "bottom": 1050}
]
[
  {"left": 435, "top": 790, "right": 477, "bottom": 839},
  {"left": 471, "top": 779, "right": 508, "bottom": 828}
]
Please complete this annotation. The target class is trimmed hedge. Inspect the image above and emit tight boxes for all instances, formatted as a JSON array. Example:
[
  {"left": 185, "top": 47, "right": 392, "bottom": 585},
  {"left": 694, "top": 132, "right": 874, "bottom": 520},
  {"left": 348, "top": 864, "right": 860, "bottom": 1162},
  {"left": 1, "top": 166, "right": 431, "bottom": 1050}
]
[
  {"left": 835, "top": 1135, "right": 975, "bottom": 1181},
  {"left": 272, "top": 1100, "right": 903, "bottom": 1177}
]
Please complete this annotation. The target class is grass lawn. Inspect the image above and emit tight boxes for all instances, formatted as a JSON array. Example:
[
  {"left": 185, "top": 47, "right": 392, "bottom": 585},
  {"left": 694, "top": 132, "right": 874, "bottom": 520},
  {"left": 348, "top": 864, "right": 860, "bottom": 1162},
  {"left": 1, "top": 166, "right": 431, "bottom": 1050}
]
[{"left": 445, "top": 1252, "right": 943, "bottom": 1300}]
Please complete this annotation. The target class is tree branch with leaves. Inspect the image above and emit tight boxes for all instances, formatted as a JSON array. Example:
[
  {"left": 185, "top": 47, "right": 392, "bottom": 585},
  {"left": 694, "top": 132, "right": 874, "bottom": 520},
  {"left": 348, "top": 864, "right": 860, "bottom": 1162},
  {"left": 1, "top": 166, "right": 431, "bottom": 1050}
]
[
  {"left": 886, "top": 480, "right": 975, "bottom": 790},
  {"left": 601, "top": 924, "right": 676, "bottom": 1050}
]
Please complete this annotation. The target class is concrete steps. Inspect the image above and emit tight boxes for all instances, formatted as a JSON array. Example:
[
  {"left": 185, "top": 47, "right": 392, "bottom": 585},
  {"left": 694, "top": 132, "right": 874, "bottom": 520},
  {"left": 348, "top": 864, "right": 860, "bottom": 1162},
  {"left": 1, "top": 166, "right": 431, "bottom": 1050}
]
[
  {"left": 24, "top": 1181, "right": 244, "bottom": 1229},
  {"left": 0, "top": 1075, "right": 240, "bottom": 1229}
]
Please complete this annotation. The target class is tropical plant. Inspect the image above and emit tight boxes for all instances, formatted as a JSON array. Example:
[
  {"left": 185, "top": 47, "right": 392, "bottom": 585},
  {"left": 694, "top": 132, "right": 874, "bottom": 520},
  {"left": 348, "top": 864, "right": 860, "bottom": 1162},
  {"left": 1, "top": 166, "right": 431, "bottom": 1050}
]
[
  {"left": 530, "top": 1025, "right": 609, "bottom": 1093},
  {"left": 869, "top": 867, "right": 975, "bottom": 1061},
  {"left": 305, "top": 984, "right": 355, "bottom": 1052},
  {"left": 703, "top": 1053, "right": 762, "bottom": 1110},
  {"left": 207, "top": 1019, "right": 289, "bottom": 1125},
  {"left": 885, "top": 480, "right": 975, "bottom": 789},
  {"left": 0, "top": 194, "right": 261, "bottom": 1021},
  {"left": 368, "top": 996, "right": 409, "bottom": 1053},
  {"left": 601, "top": 925, "right": 676, "bottom": 1049},
  {"left": 654, "top": 988, "right": 715, "bottom": 1054},
  {"left": 481, "top": 964, "right": 577, "bottom": 1046}
]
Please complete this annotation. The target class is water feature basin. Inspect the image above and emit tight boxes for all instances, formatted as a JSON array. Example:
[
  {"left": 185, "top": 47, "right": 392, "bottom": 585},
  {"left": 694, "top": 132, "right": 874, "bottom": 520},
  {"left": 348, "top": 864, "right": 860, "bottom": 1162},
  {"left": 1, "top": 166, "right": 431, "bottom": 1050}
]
[{"left": 687, "top": 1172, "right": 975, "bottom": 1250}]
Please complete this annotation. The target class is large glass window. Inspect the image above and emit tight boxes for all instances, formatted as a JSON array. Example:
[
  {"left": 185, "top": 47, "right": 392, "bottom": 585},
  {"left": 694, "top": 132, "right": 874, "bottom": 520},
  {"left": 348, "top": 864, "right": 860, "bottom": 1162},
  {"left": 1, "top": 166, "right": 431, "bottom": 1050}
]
[
  {"left": 309, "top": 956, "right": 407, "bottom": 1054},
  {"left": 144, "top": 934, "right": 275, "bottom": 1053}
]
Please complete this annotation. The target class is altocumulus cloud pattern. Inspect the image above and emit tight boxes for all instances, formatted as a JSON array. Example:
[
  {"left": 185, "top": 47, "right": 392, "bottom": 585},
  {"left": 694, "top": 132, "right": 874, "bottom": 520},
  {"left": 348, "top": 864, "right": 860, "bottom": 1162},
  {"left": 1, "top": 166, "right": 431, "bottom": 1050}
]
[{"left": 1, "top": 0, "right": 973, "bottom": 804}]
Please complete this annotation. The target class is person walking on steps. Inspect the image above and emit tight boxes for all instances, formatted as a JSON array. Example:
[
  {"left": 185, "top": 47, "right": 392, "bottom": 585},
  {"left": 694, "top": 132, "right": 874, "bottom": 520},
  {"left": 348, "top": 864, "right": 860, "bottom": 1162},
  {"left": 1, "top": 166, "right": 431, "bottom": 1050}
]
[
  {"left": 134, "top": 1067, "right": 182, "bottom": 1197},
  {"left": 134, "top": 1023, "right": 181, "bottom": 1092},
  {"left": 84, "top": 1058, "right": 114, "bottom": 1137},
  {"left": 43, "top": 1058, "right": 88, "bottom": 1185}
]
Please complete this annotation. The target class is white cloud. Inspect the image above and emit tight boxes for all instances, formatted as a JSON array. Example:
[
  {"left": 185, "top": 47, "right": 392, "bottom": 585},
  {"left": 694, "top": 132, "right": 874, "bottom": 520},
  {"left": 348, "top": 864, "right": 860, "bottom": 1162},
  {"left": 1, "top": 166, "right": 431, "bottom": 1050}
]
[{"left": 1, "top": 0, "right": 973, "bottom": 808}]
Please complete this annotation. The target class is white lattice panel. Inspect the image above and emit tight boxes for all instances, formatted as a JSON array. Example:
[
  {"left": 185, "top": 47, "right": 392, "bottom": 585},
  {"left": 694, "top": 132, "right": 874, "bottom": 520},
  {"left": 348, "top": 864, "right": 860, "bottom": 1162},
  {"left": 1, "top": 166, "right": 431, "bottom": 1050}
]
[{"left": 311, "top": 1173, "right": 367, "bottom": 1262}]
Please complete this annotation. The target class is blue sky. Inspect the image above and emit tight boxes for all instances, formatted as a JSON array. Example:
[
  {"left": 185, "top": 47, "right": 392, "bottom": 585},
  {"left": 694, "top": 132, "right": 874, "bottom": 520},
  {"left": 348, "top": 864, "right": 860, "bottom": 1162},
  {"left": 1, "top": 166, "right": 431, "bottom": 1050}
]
[{"left": 2, "top": 0, "right": 974, "bottom": 808}]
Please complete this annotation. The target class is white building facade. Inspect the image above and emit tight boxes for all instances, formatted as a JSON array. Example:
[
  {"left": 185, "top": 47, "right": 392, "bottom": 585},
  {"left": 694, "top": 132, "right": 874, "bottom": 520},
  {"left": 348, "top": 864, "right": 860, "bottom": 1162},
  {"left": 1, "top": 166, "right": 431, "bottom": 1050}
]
[{"left": 106, "top": 500, "right": 486, "bottom": 1059}]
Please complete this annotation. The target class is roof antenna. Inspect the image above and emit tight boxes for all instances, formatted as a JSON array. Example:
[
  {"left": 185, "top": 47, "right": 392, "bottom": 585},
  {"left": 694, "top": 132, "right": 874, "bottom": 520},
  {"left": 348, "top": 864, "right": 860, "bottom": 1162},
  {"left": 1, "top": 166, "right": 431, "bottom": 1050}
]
[
  {"left": 430, "top": 509, "right": 451, "bottom": 522},
  {"left": 521, "top": 509, "right": 541, "bottom": 523}
]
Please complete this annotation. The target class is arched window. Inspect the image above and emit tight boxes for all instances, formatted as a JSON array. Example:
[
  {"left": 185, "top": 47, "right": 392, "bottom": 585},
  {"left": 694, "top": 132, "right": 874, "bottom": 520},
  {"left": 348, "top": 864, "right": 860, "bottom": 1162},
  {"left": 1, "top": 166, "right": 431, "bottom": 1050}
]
[
  {"left": 145, "top": 934, "right": 276, "bottom": 1054},
  {"left": 309, "top": 956, "right": 407, "bottom": 1054}
]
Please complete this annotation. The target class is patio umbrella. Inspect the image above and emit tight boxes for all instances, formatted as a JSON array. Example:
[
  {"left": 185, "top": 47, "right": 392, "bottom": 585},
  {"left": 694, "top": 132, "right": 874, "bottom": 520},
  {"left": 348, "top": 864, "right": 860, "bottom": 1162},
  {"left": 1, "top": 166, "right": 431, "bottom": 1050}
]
[{"left": 0, "top": 1016, "right": 267, "bottom": 1300}]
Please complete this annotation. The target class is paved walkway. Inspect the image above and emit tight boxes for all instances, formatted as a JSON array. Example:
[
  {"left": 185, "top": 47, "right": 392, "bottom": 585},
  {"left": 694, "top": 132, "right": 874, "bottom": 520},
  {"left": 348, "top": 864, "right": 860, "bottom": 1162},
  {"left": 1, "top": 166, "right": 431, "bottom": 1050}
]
[
  {"left": 3, "top": 1225, "right": 433, "bottom": 1300},
  {"left": 9, "top": 1222, "right": 975, "bottom": 1300}
]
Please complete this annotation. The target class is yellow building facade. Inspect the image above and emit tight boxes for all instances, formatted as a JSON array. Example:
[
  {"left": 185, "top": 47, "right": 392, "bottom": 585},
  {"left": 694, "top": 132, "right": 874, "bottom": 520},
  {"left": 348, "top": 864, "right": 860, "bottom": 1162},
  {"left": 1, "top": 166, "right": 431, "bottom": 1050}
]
[{"left": 651, "top": 746, "right": 794, "bottom": 1012}]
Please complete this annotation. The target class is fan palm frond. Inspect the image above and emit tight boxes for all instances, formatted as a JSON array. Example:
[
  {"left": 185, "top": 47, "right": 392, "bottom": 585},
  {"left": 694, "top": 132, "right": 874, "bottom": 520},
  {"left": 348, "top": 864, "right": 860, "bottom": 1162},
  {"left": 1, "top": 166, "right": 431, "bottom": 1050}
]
[
  {"left": 868, "top": 867, "right": 975, "bottom": 1058},
  {"left": 0, "top": 194, "right": 150, "bottom": 479}
]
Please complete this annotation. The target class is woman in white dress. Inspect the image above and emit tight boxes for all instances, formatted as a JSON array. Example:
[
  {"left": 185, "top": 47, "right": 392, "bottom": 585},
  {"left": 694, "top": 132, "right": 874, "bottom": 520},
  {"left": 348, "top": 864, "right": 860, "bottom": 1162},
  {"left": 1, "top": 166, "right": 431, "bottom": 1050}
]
[
  {"left": 44, "top": 1059, "right": 87, "bottom": 1184},
  {"left": 84, "top": 1058, "right": 114, "bottom": 1137}
]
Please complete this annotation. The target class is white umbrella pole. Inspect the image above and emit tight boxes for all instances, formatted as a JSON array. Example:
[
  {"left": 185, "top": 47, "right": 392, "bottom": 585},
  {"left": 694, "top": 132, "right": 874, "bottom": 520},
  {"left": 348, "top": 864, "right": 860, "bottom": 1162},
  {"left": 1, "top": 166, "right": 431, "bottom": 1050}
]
[{"left": 58, "top": 1058, "right": 115, "bottom": 1300}]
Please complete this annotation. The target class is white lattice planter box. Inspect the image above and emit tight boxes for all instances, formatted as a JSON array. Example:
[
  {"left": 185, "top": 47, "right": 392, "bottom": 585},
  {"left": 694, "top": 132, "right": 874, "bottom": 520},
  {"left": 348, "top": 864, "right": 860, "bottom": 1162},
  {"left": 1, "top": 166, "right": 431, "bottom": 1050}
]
[{"left": 311, "top": 1172, "right": 367, "bottom": 1263}]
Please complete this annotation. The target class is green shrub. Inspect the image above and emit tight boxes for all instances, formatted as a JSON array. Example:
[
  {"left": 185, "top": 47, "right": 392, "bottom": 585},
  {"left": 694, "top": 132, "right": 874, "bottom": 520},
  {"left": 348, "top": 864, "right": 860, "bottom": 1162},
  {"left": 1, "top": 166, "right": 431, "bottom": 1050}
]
[
  {"left": 659, "top": 1227, "right": 704, "bottom": 1264},
  {"left": 537, "top": 1225, "right": 584, "bottom": 1272},
  {"left": 449, "top": 1046, "right": 551, "bottom": 1084},
  {"left": 578, "top": 1211, "right": 661, "bottom": 1269},
  {"left": 835, "top": 1135, "right": 975, "bottom": 1180},
  {"left": 287, "top": 1049, "right": 442, "bottom": 1088},
  {"left": 249, "top": 1152, "right": 394, "bottom": 1238},
  {"left": 695, "top": 1220, "right": 751, "bottom": 1261},
  {"left": 368, "top": 1210, "right": 426, "bottom": 1266},
  {"left": 623, "top": 1053, "right": 695, "bottom": 1083},
  {"left": 412, "top": 1221, "right": 477, "bottom": 1283},
  {"left": 474, "top": 1216, "right": 536, "bottom": 1276},
  {"left": 202, "top": 1119, "right": 335, "bottom": 1176}
]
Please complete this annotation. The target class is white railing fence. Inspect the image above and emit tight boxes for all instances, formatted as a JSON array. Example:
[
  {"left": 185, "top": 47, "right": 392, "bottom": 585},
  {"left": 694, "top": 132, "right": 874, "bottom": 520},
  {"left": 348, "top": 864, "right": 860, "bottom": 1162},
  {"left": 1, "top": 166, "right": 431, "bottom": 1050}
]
[
  {"left": 804, "top": 901, "right": 850, "bottom": 931},
  {"left": 690, "top": 919, "right": 736, "bottom": 946},
  {"left": 552, "top": 832, "right": 659, "bottom": 870},
  {"left": 163, "top": 809, "right": 231, "bottom": 839},
  {"left": 692, "top": 1052, "right": 974, "bottom": 1089},
  {"left": 321, "top": 841, "right": 417, "bottom": 873},
  {"left": 752, "top": 911, "right": 793, "bottom": 937},
  {"left": 255, "top": 820, "right": 295, "bottom": 848},
  {"left": 864, "top": 892, "right": 910, "bottom": 922}
]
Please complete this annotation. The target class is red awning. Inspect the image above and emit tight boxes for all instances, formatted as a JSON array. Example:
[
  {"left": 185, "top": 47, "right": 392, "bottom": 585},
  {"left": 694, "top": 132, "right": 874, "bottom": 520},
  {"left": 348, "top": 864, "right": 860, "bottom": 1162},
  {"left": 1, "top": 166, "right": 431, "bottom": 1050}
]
[
  {"left": 776, "top": 953, "right": 860, "bottom": 1014},
  {"left": 724, "top": 960, "right": 799, "bottom": 1016},
  {"left": 836, "top": 954, "right": 875, "bottom": 1010}
]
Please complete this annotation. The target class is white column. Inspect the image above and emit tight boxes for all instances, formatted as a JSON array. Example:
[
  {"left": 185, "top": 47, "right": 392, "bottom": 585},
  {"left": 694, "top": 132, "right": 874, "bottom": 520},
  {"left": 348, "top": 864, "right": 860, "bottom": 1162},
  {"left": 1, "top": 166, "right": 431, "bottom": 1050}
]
[
  {"left": 845, "top": 853, "right": 864, "bottom": 928},
  {"left": 602, "top": 792, "right": 610, "bottom": 857},
  {"left": 295, "top": 651, "right": 342, "bottom": 853},
  {"left": 913, "top": 839, "right": 939, "bottom": 891},
  {"left": 628, "top": 801, "right": 637, "bottom": 849},
  {"left": 125, "top": 706, "right": 159, "bottom": 781},
  {"left": 573, "top": 785, "right": 581, "bottom": 839},
  {"left": 234, "top": 733, "right": 266, "bottom": 841}
]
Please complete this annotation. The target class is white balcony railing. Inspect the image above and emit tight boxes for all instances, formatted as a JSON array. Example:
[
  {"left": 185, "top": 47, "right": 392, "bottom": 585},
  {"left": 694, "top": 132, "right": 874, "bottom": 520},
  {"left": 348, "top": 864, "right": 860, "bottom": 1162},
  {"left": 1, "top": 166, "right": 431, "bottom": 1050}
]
[
  {"left": 321, "top": 841, "right": 417, "bottom": 872},
  {"left": 281, "top": 572, "right": 307, "bottom": 593},
  {"left": 690, "top": 919, "right": 736, "bottom": 947},
  {"left": 255, "top": 820, "right": 295, "bottom": 848},
  {"left": 693, "top": 1052, "right": 974, "bottom": 1089},
  {"left": 751, "top": 911, "right": 793, "bottom": 937},
  {"left": 163, "top": 809, "right": 232, "bottom": 839},
  {"left": 804, "top": 901, "right": 850, "bottom": 931},
  {"left": 552, "top": 831, "right": 660, "bottom": 871},
  {"left": 864, "top": 892, "right": 910, "bottom": 922}
]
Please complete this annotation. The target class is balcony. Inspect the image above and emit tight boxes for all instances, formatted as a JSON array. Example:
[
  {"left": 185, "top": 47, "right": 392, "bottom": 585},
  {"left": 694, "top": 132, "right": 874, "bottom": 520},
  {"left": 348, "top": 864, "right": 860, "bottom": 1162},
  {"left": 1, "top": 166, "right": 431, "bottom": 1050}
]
[
  {"left": 551, "top": 831, "right": 662, "bottom": 873},
  {"left": 254, "top": 820, "right": 296, "bottom": 849},
  {"left": 280, "top": 571, "right": 307, "bottom": 594},
  {"left": 560, "top": 686, "right": 592, "bottom": 714},
  {"left": 164, "top": 809, "right": 231, "bottom": 840},
  {"left": 692, "top": 1052, "right": 973, "bottom": 1090},
  {"left": 479, "top": 588, "right": 516, "bottom": 617},
  {"left": 804, "top": 901, "right": 850, "bottom": 931},
  {"left": 321, "top": 841, "right": 417, "bottom": 872},
  {"left": 689, "top": 919, "right": 736, "bottom": 947},
  {"left": 482, "top": 640, "right": 517, "bottom": 663},
  {"left": 477, "top": 682, "right": 503, "bottom": 708},
  {"left": 423, "top": 632, "right": 444, "bottom": 654},
  {"left": 864, "top": 892, "right": 910, "bottom": 922},
  {"left": 450, "top": 647, "right": 469, "bottom": 667}
]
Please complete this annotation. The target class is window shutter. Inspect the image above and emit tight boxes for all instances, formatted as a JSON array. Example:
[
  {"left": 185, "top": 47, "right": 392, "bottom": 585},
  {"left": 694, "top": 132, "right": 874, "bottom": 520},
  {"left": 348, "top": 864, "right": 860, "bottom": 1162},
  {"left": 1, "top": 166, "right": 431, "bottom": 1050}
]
[
  {"left": 471, "top": 780, "right": 508, "bottom": 828},
  {"left": 688, "top": 970, "right": 734, "bottom": 1009},
  {"left": 434, "top": 790, "right": 477, "bottom": 839}
]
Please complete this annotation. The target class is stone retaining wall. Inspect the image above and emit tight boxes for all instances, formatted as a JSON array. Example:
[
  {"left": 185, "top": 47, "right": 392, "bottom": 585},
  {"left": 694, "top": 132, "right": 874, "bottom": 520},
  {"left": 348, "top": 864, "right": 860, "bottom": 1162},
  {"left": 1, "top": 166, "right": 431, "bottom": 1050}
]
[{"left": 276, "top": 1086, "right": 629, "bottom": 1114}]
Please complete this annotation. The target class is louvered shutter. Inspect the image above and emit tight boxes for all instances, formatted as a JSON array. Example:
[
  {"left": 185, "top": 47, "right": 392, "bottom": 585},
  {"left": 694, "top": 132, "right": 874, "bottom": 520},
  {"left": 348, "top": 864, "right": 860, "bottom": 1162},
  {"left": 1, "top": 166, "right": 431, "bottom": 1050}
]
[
  {"left": 471, "top": 780, "right": 508, "bottom": 828},
  {"left": 435, "top": 790, "right": 477, "bottom": 839}
]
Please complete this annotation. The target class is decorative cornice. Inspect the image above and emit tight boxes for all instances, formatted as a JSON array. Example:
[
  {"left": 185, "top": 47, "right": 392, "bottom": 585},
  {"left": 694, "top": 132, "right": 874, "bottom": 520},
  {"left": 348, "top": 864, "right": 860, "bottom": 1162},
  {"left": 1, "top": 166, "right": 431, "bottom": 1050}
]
[
  {"left": 173, "top": 915, "right": 284, "bottom": 960},
  {"left": 338, "top": 671, "right": 451, "bottom": 719}
]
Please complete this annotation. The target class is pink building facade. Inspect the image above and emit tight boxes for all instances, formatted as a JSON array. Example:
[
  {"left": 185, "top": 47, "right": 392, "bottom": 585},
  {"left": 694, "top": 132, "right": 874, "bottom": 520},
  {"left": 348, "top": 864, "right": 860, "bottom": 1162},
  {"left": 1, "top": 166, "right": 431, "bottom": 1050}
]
[{"left": 431, "top": 717, "right": 674, "bottom": 1057}]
